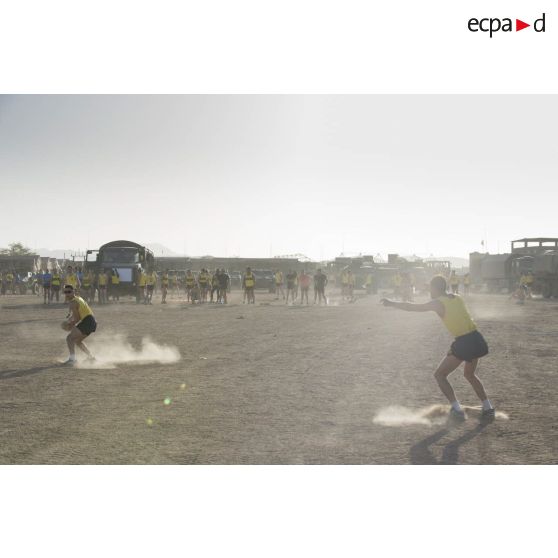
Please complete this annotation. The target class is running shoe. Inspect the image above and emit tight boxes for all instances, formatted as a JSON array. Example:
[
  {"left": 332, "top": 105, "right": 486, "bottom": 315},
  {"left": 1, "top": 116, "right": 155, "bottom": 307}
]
[
  {"left": 480, "top": 408, "right": 496, "bottom": 422},
  {"left": 448, "top": 408, "right": 466, "bottom": 422}
]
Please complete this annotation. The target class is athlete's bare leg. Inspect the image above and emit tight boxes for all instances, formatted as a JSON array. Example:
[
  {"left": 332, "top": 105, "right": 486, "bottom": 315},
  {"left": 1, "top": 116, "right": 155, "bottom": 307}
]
[
  {"left": 463, "top": 358, "right": 489, "bottom": 401},
  {"left": 433, "top": 355, "right": 462, "bottom": 404},
  {"left": 66, "top": 328, "right": 93, "bottom": 359}
]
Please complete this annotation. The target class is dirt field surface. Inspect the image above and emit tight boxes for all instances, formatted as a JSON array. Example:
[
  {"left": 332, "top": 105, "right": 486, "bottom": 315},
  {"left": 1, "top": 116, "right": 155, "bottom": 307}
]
[{"left": 1, "top": 290, "right": 557, "bottom": 464}]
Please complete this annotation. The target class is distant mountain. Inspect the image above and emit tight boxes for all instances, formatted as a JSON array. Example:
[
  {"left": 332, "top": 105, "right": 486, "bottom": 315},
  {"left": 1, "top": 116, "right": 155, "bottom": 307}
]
[{"left": 145, "top": 243, "right": 180, "bottom": 257}]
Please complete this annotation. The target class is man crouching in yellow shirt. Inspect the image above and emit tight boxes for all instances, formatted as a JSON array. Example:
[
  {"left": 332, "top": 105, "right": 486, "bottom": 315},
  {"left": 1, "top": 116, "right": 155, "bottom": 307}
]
[
  {"left": 62, "top": 284, "right": 97, "bottom": 365},
  {"left": 381, "top": 275, "right": 495, "bottom": 422}
]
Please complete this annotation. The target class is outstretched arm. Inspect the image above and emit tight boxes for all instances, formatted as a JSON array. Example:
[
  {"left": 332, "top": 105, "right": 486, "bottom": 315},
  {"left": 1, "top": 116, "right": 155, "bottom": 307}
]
[{"left": 380, "top": 298, "right": 443, "bottom": 315}]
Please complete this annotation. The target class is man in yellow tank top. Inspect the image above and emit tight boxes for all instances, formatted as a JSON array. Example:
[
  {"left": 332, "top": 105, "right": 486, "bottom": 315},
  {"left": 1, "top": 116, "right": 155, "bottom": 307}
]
[
  {"left": 145, "top": 269, "right": 157, "bottom": 304},
  {"left": 81, "top": 269, "right": 93, "bottom": 303},
  {"left": 62, "top": 284, "right": 97, "bottom": 365},
  {"left": 137, "top": 268, "right": 147, "bottom": 304},
  {"left": 198, "top": 269, "right": 210, "bottom": 303},
  {"left": 340, "top": 268, "right": 349, "bottom": 300},
  {"left": 161, "top": 269, "right": 169, "bottom": 304},
  {"left": 185, "top": 270, "right": 196, "bottom": 302},
  {"left": 65, "top": 266, "right": 80, "bottom": 292},
  {"left": 97, "top": 268, "right": 108, "bottom": 304},
  {"left": 110, "top": 269, "right": 120, "bottom": 302},
  {"left": 6, "top": 271, "right": 15, "bottom": 294},
  {"left": 381, "top": 275, "right": 495, "bottom": 422},
  {"left": 274, "top": 269, "right": 285, "bottom": 300},
  {"left": 243, "top": 267, "right": 255, "bottom": 304},
  {"left": 51, "top": 270, "right": 62, "bottom": 301}
]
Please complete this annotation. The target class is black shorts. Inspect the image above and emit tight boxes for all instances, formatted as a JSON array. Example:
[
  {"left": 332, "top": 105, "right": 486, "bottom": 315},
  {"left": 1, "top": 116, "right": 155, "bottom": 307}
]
[
  {"left": 77, "top": 315, "right": 97, "bottom": 336},
  {"left": 449, "top": 330, "right": 488, "bottom": 362},
  {"left": 52, "top": 285, "right": 60, "bottom": 291},
  {"left": 147, "top": 285, "right": 154, "bottom": 292}
]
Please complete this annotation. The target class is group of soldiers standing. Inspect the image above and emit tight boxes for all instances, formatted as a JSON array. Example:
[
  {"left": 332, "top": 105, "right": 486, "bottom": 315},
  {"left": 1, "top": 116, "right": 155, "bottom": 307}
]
[
  {"left": 0, "top": 270, "right": 20, "bottom": 295},
  {"left": 158, "top": 268, "right": 231, "bottom": 305},
  {"left": 271, "top": 268, "right": 329, "bottom": 305},
  {"left": 29, "top": 265, "right": 121, "bottom": 305}
]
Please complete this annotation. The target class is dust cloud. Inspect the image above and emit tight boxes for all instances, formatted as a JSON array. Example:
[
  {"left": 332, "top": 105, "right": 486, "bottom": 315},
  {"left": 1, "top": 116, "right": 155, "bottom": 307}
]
[
  {"left": 75, "top": 333, "right": 181, "bottom": 369},
  {"left": 373, "top": 404, "right": 509, "bottom": 426}
]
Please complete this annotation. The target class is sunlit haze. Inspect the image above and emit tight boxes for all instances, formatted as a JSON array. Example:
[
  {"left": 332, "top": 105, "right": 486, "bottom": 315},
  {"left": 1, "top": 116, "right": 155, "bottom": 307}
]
[{"left": 1, "top": 95, "right": 556, "bottom": 260}]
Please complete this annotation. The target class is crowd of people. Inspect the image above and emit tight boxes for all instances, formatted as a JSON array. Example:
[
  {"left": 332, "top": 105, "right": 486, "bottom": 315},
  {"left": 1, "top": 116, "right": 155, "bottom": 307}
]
[
  {"left": 4, "top": 263, "right": 535, "bottom": 309},
  {"left": 15, "top": 265, "right": 331, "bottom": 307},
  {"left": 270, "top": 268, "right": 328, "bottom": 305}
]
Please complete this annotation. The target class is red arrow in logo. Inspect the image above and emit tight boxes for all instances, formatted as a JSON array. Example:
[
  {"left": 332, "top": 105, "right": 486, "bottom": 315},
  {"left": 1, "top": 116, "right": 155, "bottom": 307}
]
[{"left": 516, "top": 19, "right": 530, "bottom": 31}]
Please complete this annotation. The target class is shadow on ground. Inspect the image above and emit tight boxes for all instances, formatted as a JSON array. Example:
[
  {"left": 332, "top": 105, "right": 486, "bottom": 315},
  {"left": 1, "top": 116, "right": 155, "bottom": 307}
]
[
  {"left": 410, "top": 423, "right": 489, "bottom": 464},
  {"left": 0, "top": 364, "right": 63, "bottom": 381}
]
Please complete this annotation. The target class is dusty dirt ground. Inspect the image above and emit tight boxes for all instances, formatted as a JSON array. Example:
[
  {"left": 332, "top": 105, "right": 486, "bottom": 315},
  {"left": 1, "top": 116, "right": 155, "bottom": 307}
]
[{"left": 1, "top": 288, "right": 557, "bottom": 464}]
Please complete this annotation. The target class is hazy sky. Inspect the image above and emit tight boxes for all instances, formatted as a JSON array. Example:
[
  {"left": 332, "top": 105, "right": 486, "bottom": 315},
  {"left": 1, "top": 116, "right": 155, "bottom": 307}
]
[{"left": 1, "top": 95, "right": 556, "bottom": 260}]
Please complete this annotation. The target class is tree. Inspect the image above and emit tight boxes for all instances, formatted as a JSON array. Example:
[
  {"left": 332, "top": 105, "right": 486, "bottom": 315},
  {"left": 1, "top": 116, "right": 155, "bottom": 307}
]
[{"left": 0, "top": 242, "right": 34, "bottom": 256}]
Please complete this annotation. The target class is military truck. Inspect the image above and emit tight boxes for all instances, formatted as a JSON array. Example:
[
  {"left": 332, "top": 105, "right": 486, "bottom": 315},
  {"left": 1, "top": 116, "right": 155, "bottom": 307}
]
[
  {"left": 470, "top": 238, "right": 558, "bottom": 296},
  {"left": 327, "top": 255, "right": 376, "bottom": 290},
  {"left": 512, "top": 238, "right": 558, "bottom": 298},
  {"left": 86, "top": 240, "right": 155, "bottom": 297},
  {"left": 479, "top": 254, "right": 517, "bottom": 292}
]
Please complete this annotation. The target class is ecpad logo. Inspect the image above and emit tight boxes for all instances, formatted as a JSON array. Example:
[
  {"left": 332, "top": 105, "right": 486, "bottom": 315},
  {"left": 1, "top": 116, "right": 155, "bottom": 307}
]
[{"left": 468, "top": 13, "right": 546, "bottom": 37}]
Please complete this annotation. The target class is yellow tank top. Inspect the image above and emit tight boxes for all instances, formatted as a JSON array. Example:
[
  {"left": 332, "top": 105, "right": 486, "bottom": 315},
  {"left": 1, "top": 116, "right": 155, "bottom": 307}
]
[
  {"left": 438, "top": 295, "right": 477, "bottom": 338},
  {"left": 186, "top": 275, "right": 195, "bottom": 286},
  {"left": 98, "top": 274, "right": 107, "bottom": 286},
  {"left": 111, "top": 274, "right": 120, "bottom": 285},
  {"left": 139, "top": 273, "right": 146, "bottom": 287},
  {"left": 67, "top": 274, "right": 78, "bottom": 287},
  {"left": 74, "top": 296, "right": 93, "bottom": 321},
  {"left": 245, "top": 273, "right": 254, "bottom": 287},
  {"left": 83, "top": 274, "right": 91, "bottom": 287},
  {"left": 52, "top": 274, "right": 61, "bottom": 286},
  {"left": 162, "top": 274, "right": 169, "bottom": 286}
]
